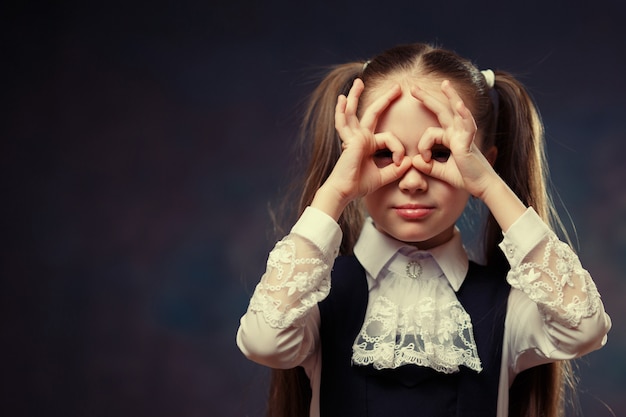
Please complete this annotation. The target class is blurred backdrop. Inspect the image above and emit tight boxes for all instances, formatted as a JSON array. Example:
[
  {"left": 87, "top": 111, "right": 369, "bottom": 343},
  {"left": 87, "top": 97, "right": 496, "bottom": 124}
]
[{"left": 2, "top": 0, "right": 625, "bottom": 416}]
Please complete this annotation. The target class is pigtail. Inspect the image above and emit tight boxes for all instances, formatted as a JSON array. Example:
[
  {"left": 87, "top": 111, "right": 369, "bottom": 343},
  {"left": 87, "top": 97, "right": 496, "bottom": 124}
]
[
  {"left": 266, "top": 62, "right": 366, "bottom": 417},
  {"left": 488, "top": 72, "right": 575, "bottom": 417},
  {"left": 483, "top": 71, "right": 549, "bottom": 262},
  {"left": 297, "top": 62, "right": 366, "bottom": 255},
  {"left": 266, "top": 367, "right": 311, "bottom": 417}
]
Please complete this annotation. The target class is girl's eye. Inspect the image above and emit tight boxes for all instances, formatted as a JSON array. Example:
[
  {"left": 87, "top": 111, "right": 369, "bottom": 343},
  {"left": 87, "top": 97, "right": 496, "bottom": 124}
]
[
  {"left": 431, "top": 146, "right": 451, "bottom": 162},
  {"left": 373, "top": 149, "right": 393, "bottom": 167}
]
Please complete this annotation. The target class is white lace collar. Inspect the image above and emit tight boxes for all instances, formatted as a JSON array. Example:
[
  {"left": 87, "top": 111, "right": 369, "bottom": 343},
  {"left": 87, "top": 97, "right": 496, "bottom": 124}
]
[
  {"left": 354, "top": 217, "right": 469, "bottom": 292},
  {"left": 350, "top": 217, "right": 481, "bottom": 374}
]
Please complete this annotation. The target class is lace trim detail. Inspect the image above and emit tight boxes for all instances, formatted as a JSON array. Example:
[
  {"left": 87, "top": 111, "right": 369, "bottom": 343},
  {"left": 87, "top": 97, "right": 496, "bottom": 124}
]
[
  {"left": 248, "top": 236, "right": 331, "bottom": 329},
  {"left": 351, "top": 252, "right": 482, "bottom": 374},
  {"left": 352, "top": 295, "right": 482, "bottom": 373},
  {"left": 506, "top": 233, "right": 602, "bottom": 328}
]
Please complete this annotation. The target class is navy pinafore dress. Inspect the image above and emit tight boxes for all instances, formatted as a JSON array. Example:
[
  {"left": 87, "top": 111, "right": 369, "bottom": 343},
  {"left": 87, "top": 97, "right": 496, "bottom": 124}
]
[{"left": 318, "top": 255, "right": 510, "bottom": 417}]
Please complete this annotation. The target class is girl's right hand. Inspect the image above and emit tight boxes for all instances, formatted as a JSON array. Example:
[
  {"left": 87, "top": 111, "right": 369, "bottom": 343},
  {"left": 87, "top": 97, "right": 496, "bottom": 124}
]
[{"left": 311, "top": 79, "right": 412, "bottom": 221}]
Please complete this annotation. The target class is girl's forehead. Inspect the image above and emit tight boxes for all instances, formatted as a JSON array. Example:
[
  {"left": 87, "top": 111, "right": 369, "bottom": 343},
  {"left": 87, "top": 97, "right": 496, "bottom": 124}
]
[
  {"left": 362, "top": 75, "right": 475, "bottom": 116},
  {"left": 361, "top": 75, "right": 446, "bottom": 108}
]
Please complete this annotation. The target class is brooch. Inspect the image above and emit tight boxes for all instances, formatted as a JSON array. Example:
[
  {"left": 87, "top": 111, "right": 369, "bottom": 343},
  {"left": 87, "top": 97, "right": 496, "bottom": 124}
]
[{"left": 406, "top": 260, "right": 423, "bottom": 279}]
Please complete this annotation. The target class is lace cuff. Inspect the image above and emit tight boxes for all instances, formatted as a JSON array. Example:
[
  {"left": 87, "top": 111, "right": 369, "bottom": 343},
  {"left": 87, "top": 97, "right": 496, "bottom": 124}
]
[
  {"left": 248, "top": 207, "right": 341, "bottom": 329},
  {"left": 500, "top": 208, "right": 602, "bottom": 328}
]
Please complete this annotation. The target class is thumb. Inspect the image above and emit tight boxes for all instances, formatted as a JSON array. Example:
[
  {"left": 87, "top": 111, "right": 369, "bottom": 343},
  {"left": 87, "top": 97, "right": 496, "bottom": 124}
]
[
  {"left": 412, "top": 154, "right": 435, "bottom": 177},
  {"left": 378, "top": 156, "right": 412, "bottom": 186},
  {"left": 412, "top": 154, "right": 464, "bottom": 189}
]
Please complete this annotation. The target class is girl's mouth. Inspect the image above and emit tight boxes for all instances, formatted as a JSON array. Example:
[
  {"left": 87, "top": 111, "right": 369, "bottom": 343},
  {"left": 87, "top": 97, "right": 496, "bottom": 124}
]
[{"left": 394, "top": 204, "right": 434, "bottom": 220}]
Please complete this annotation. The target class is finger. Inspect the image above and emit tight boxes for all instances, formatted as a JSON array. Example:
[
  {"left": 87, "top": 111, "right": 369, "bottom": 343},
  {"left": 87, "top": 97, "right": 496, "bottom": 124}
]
[
  {"left": 334, "top": 94, "right": 349, "bottom": 138},
  {"left": 440, "top": 80, "right": 466, "bottom": 114},
  {"left": 344, "top": 78, "right": 365, "bottom": 125},
  {"left": 411, "top": 84, "right": 454, "bottom": 127},
  {"left": 440, "top": 80, "right": 477, "bottom": 133},
  {"left": 374, "top": 131, "right": 405, "bottom": 166},
  {"left": 411, "top": 153, "right": 434, "bottom": 176},
  {"left": 336, "top": 93, "right": 347, "bottom": 113},
  {"left": 378, "top": 156, "right": 412, "bottom": 187},
  {"left": 412, "top": 154, "right": 464, "bottom": 189},
  {"left": 417, "top": 126, "right": 445, "bottom": 162},
  {"left": 360, "top": 83, "right": 401, "bottom": 131},
  {"left": 411, "top": 154, "right": 448, "bottom": 187}
]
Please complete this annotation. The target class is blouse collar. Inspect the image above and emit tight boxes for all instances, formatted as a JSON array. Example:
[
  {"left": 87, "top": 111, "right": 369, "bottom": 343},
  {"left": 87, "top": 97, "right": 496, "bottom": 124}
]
[{"left": 353, "top": 217, "right": 469, "bottom": 292}]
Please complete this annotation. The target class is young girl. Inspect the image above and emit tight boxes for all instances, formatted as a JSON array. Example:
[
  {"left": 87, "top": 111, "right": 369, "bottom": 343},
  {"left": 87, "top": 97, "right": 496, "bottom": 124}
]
[{"left": 236, "top": 43, "right": 611, "bottom": 417}]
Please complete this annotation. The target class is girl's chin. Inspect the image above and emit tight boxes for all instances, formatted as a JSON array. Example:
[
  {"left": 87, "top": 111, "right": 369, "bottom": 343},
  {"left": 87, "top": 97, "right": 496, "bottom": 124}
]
[
  {"left": 378, "top": 226, "right": 454, "bottom": 249},
  {"left": 380, "top": 229, "right": 434, "bottom": 247}
]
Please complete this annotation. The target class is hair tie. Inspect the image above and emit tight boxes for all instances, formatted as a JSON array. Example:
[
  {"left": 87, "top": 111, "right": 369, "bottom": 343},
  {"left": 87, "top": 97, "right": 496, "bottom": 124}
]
[
  {"left": 362, "top": 60, "right": 371, "bottom": 72},
  {"left": 480, "top": 69, "right": 499, "bottom": 122},
  {"left": 480, "top": 69, "right": 495, "bottom": 88}
]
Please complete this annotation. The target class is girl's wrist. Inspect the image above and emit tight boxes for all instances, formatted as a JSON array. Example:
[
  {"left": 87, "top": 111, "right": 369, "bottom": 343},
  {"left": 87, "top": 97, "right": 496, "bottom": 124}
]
[
  {"left": 310, "top": 184, "right": 352, "bottom": 222},
  {"left": 479, "top": 176, "right": 527, "bottom": 232}
]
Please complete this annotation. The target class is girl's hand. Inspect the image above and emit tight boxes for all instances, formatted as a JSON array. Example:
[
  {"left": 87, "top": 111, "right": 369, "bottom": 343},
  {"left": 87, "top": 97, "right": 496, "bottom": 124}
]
[
  {"left": 312, "top": 79, "right": 411, "bottom": 220},
  {"left": 410, "top": 80, "right": 499, "bottom": 199}
]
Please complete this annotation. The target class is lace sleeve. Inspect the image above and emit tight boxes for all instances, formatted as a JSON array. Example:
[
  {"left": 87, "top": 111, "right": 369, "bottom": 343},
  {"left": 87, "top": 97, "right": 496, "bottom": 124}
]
[
  {"left": 247, "top": 207, "right": 341, "bottom": 329},
  {"left": 500, "top": 209, "right": 602, "bottom": 328}
]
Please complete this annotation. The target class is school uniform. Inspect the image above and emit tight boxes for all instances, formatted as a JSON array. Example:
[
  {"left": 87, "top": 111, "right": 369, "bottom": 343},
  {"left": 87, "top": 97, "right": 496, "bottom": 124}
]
[{"left": 237, "top": 207, "right": 611, "bottom": 417}]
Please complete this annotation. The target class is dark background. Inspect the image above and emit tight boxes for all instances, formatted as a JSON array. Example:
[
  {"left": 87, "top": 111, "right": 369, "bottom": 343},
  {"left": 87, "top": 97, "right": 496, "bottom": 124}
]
[{"left": 2, "top": 1, "right": 625, "bottom": 416}]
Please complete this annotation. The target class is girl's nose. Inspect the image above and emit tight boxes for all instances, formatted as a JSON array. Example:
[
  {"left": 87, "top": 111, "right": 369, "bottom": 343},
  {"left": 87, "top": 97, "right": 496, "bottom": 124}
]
[{"left": 398, "top": 166, "right": 428, "bottom": 193}]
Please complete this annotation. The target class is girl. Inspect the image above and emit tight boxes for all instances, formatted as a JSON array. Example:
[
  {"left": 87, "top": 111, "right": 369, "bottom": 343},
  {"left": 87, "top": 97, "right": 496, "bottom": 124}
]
[{"left": 236, "top": 43, "right": 611, "bottom": 417}]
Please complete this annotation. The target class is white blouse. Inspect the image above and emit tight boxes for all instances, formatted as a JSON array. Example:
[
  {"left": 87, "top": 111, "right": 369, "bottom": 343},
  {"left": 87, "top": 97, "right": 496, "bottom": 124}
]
[{"left": 237, "top": 206, "right": 611, "bottom": 417}]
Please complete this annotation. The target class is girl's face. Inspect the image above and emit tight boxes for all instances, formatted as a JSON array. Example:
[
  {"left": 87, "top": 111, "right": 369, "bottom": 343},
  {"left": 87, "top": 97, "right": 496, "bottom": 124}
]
[{"left": 362, "top": 77, "right": 478, "bottom": 249}]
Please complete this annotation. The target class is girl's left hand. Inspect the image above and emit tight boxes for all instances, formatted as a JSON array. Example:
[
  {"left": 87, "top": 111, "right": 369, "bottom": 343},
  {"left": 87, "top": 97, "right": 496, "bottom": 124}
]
[{"left": 411, "top": 80, "right": 498, "bottom": 199}]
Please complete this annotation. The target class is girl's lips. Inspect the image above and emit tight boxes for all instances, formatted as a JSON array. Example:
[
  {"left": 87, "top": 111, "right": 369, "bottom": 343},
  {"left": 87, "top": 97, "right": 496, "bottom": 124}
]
[{"left": 394, "top": 204, "right": 434, "bottom": 220}]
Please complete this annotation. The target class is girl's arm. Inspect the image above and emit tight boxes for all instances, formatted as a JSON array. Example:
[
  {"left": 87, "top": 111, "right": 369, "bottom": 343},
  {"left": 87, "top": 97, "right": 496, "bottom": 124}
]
[
  {"left": 419, "top": 80, "right": 610, "bottom": 336},
  {"left": 499, "top": 207, "right": 611, "bottom": 373},
  {"left": 238, "top": 79, "right": 419, "bottom": 367},
  {"left": 239, "top": 80, "right": 410, "bottom": 367},
  {"left": 482, "top": 178, "right": 610, "bottom": 361},
  {"left": 483, "top": 177, "right": 610, "bottom": 366},
  {"left": 236, "top": 207, "right": 342, "bottom": 368},
  {"left": 411, "top": 80, "right": 610, "bottom": 368}
]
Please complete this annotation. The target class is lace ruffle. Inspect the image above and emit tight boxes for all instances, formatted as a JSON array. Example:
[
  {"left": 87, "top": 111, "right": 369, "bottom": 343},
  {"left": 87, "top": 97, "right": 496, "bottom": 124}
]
[
  {"left": 351, "top": 253, "right": 482, "bottom": 374},
  {"left": 505, "top": 233, "right": 602, "bottom": 328},
  {"left": 248, "top": 237, "right": 331, "bottom": 329}
]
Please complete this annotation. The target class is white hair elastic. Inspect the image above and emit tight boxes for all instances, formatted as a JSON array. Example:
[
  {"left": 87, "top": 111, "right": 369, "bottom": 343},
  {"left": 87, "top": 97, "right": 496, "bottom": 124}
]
[{"left": 481, "top": 69, "right": 495, "bottom": 88}]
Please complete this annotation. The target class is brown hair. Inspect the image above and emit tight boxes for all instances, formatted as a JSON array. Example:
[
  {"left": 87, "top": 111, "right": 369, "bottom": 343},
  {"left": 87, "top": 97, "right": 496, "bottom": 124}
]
[{"left": 267, "top": 43, "right": 574, "bottom": 417}]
